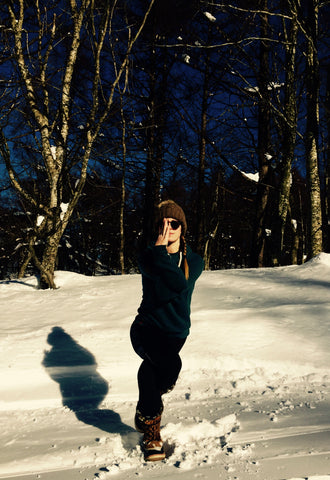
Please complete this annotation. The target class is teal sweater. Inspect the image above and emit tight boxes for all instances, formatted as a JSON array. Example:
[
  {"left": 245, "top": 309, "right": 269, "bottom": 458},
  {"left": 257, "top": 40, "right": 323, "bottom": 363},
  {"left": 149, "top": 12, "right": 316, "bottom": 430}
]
[{"left": 136, "top": 244, "right": 204, "bottom": 338}]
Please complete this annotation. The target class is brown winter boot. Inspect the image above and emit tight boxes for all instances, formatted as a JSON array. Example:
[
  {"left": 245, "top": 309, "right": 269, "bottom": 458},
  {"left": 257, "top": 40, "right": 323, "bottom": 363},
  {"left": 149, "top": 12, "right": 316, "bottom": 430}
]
[{"left": 135, "top": 409, "right": 165, "bottom": 461}]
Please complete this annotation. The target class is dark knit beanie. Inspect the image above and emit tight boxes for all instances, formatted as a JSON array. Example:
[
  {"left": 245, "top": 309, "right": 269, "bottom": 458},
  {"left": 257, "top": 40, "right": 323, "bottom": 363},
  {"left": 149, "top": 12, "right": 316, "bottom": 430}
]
[{"left": 156, "top": 200, "right": 187, "bottom": 235}]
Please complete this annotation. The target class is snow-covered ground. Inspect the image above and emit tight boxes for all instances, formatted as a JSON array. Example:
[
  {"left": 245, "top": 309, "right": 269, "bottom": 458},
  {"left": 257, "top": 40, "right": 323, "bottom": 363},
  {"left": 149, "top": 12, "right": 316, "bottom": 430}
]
[{"left": 1, "top": 253, "right": 330, "bottom": 480}]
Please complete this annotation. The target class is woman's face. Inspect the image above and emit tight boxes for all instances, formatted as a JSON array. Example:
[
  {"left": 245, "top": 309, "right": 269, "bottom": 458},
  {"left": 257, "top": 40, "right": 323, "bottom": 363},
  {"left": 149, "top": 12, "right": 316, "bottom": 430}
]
[{"left": 164, "top": 217, "right": 182, "bottom": 244}]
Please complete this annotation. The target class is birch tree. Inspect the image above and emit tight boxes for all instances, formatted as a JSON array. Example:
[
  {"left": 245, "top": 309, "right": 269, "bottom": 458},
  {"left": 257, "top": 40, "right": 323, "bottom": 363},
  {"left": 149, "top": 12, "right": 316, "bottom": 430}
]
[
  {"left": 271, "top": 0, "right": 299, "bottom": 265},
  {"left": 0, "top": 0, "right": 154, "bottom": 288},
  {"left": 304, "top": 0, "right": 323, "bottom": 258}
]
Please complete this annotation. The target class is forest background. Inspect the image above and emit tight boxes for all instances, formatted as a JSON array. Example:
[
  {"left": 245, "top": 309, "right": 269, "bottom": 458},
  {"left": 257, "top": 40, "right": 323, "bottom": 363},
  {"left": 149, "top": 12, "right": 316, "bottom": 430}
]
[{"left": 0, "top": 0, "right": 329, "bottom": 289}]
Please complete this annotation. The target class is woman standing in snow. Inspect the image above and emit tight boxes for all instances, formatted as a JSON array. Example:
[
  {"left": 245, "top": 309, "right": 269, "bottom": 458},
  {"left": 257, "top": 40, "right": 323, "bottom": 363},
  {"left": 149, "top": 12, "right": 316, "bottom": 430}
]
[{"left": 130, "top": 200, "right": 204, "bottom": 461}]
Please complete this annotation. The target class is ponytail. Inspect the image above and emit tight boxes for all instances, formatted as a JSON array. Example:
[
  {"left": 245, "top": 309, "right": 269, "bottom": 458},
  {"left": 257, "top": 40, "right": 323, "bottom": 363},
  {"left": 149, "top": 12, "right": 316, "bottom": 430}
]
[{"left": 180, "top": 236, "right": 189, "bottom": 280}]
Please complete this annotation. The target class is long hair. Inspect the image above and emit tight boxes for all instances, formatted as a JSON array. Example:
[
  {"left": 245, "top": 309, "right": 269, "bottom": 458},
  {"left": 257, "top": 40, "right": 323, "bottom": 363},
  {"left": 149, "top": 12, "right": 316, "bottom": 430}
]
[{"left": 180, "top": 236, "right": 189, "bottom": 280}]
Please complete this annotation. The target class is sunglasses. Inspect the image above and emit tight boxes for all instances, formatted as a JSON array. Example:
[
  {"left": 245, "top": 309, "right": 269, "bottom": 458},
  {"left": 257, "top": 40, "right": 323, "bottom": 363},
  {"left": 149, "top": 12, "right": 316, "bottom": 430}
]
[{"left": 158, "top": 220, "right": 181, "bottom": 230}]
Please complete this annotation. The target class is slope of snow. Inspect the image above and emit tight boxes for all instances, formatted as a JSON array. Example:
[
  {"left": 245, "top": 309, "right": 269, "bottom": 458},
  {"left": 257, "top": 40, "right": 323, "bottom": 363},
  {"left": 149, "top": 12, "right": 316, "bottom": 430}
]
[{"left": 1, "top": 253, "right": 330, "bottom": 480}]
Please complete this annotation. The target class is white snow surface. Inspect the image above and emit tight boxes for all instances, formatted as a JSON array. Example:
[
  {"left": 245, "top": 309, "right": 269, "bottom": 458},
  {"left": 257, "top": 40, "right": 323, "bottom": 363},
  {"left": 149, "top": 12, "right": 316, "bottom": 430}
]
[{"left": 1, "top": 253, "right": 330, "bottom": 480}]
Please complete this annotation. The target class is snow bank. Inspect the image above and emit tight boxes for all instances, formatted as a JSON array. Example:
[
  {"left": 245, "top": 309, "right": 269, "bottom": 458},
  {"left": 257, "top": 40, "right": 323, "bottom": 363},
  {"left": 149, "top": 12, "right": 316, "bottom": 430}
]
[{"left": 1, "top": 254, "right": 330, "bottom": 480}]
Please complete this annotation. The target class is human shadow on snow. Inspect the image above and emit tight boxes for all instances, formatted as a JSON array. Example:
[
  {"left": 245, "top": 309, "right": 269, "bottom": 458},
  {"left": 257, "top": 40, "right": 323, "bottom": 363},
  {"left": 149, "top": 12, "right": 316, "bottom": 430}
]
[{"left": 42, "top": 326, "right": 137, "bottom": 450}]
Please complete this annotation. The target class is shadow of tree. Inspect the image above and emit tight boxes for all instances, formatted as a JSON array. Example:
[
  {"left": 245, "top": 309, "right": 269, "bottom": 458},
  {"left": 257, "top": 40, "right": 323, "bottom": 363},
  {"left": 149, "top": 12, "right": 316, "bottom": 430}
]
[
  {"left": 43, "top": 327, "right": 137, "bottom": 450},
  {"left": 0, "top": 279, "right": 37, "bottom": 289}
]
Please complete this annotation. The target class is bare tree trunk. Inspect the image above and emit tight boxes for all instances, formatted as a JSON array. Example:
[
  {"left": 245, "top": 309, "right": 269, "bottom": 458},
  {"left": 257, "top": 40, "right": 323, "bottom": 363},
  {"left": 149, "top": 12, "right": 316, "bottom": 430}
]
[
  {"left": 39, "top": 228, "right": 62, "bottom": 289},
  {"left": 203, "top": 170, "right": 222, "bottom": 269},
  {"left": 297, "top": 181, "right": 306, "bottom": 264},
  {"left": 325, "top": 64, "right": 330, "bottom": 251},
  {"left": 272, "top": 3, "right": 298, "bottom": 265},
  {"left": 18, "top": 233, "right": 37, "bottom": 279},
  {"left": 197, "top": 50, "right": 210, "bottom": 256},
  {"left": 290, "top": 224, "right": 299, "bottom": 265},
  {"left": 203, "top": 221, "right": 219, "bottom": 270},
  {"left": 251, "top": 0, "right": 272, "bottom": 267},
  {"left": 305, "top": 0, "right": 323, "bottom": 259},
  {"left": 142, "top": 40, "right": 168, "bottom": 247},
  {"left": 119, "top": 97, "right": 127, "bottom": 274},
  {"left": 142, "top": 69, "right": 162, "bottom": 247}
]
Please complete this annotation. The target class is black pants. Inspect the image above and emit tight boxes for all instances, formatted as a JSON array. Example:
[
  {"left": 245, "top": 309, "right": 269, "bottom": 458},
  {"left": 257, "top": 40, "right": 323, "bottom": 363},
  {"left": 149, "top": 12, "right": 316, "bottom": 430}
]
[{"left": 130, "top": 319, "right": 186, "bottom": 418}]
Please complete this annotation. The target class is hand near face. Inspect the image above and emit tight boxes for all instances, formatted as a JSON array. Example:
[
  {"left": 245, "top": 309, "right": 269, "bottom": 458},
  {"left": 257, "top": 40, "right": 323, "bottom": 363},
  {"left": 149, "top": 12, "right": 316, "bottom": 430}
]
[{"left": 155, "top": 218, "right": 170, "bottom": 246}]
